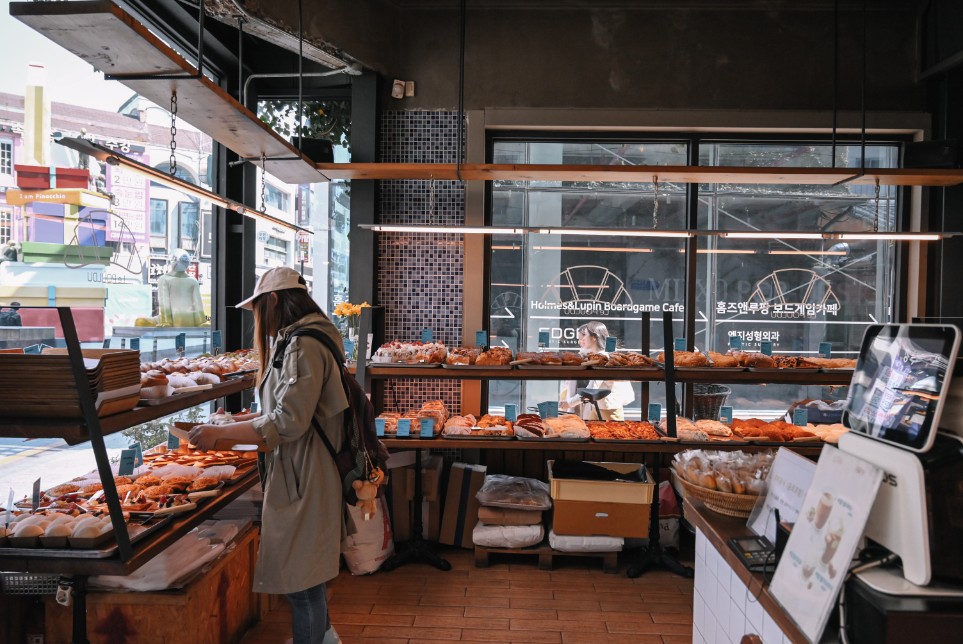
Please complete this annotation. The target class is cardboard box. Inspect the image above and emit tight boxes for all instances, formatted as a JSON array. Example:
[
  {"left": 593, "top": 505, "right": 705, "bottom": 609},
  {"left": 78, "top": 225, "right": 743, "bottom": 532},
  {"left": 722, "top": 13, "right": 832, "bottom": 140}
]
[
  {"left": 553, "top": 498, "right": 651, "bottom": 539},
  {"left": 548, "top": 461, "right": 654, "bottom": 505},
  {"left": 439, "top": 462, "right": 487, "bottom": 549}
]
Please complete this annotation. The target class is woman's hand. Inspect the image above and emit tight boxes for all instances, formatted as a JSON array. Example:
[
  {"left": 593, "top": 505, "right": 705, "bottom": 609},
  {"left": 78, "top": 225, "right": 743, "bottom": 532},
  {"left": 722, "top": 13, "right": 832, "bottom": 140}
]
[
  {"left": 559, "top": 401, "right": 573, "bottom": 411},
  {"left": 188, "top": 423, "right": 224, "bottom": 451}
]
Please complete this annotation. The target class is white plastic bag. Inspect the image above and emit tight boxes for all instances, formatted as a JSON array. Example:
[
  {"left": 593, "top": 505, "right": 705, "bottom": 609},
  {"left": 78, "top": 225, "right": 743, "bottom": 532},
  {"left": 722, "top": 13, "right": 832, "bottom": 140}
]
[
  {"left": 472, "top": 522, "right": 544, "bottom": 548},
  {"left": 342, "top": 496, "right": 394, "bottom": 575},
  {"left": 475, "top": 475, "right": 552, "bottom": 510}
]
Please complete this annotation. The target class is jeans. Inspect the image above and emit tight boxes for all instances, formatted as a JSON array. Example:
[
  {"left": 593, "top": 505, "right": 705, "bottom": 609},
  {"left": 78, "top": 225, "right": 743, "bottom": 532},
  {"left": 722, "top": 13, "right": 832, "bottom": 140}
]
[{"left": 287, "top": 582, "right": 330, "bottom": 644}]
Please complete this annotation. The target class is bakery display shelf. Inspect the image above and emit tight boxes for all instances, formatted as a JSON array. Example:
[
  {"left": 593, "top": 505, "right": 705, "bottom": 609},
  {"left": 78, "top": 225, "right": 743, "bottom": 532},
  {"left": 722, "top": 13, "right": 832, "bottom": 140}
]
[
  {"left": 0, "top": 468, "right": 257, "bottom": 576},
  {"left": 381, "top": 436, "right": 821, "bottom": 455},
  {"left": 0, "top": 376, "right": 254, "bottom": 444}
]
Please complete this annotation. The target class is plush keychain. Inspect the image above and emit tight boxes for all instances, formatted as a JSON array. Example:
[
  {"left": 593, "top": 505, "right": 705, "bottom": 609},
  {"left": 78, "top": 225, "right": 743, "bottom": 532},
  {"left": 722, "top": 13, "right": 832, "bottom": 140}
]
[{"left": 352, "top": 467, "right": 387, "bottom": 520}]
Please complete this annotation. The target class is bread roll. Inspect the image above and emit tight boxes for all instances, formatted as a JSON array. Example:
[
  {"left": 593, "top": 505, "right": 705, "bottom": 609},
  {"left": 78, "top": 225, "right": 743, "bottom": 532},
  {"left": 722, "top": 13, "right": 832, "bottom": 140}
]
[
  {"left": 141, "top": 384, "right": 174, "bottom": 399},
  {"left": 71, "top": 524, "right": 103, "bottom": 539},
  {"left": 45, "top": 522, "right": 74, "bottom": 537},
  {"left": 13, "top": 523, "right": 44, "bottom": 538}
]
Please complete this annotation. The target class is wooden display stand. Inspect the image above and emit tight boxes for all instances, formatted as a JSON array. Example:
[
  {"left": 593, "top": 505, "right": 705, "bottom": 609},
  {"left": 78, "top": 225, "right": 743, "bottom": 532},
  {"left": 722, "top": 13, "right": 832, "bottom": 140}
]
[{"left": 44, "top": 527, "right": 261, "bottom": 644}]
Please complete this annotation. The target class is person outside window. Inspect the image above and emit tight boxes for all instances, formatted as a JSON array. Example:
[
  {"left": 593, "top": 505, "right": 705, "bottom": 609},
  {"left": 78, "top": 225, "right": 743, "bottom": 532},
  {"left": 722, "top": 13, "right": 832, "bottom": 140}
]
[
  {"left": 189, "top": 267, "right": 344, "bottom": 644},
  {"left": 559, "top": 320, "right": 635, "bottom": 421}
]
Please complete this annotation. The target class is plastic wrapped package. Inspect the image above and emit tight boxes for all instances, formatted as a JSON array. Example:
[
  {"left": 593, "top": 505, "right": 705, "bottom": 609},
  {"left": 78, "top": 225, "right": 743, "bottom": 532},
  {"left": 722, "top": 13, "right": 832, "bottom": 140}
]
[
  {"left": 475, "top": 475, "right": 552, "bottom": 511},
  {"left": 472, "top": 522, "right": 544, "bottom": 548},
  {"left": 548, "top": 529, "right": 623, "bottom": 553}
]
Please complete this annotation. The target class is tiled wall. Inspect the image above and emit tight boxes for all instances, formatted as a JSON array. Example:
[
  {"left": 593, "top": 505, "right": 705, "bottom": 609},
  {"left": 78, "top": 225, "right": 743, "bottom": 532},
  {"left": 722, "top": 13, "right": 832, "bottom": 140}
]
[{"left": 378, "top": 111, "right": 465, "bottom": 412}]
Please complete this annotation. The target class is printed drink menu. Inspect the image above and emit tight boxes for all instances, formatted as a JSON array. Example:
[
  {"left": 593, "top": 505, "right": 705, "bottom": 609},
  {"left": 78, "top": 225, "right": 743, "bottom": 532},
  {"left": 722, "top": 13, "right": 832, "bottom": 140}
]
[{"left": 769, "top": 444, "right": 882, "bottom": 643}]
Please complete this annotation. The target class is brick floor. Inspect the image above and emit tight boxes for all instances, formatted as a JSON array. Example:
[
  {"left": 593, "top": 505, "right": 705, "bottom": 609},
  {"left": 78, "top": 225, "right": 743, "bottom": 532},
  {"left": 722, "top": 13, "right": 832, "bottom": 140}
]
[{"left": 240, "top": 549, "right": 694, "bottom": 644}]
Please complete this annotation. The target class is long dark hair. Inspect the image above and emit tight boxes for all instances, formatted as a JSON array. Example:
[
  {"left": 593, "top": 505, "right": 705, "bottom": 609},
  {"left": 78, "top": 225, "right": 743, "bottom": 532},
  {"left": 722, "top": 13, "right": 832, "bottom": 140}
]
[{"left": 252, "top": 283, "right": 325, "bottom": 383}]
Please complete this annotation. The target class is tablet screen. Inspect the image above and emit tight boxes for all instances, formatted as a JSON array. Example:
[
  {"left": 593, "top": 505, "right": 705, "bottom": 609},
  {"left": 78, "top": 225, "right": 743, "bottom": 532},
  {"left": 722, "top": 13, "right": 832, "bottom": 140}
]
[{"left": 843, "top": 324, "right": 960, "bottom": 452}]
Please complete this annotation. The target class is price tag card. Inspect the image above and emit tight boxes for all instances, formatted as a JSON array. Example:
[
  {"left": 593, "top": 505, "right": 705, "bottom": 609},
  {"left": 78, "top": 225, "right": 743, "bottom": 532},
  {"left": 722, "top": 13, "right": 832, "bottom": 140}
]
[
  {"left": 167, "top": 431, "right": 180, "bottom": 450},
  {"left": 475, "top": 331, "right": 488, "bottom": 348},
  {"left": 537, "top": 401, "right": 559, "bottom": 418},
  {"left": 375, "top": 418, "right": 386, "bottom": 437},
  {"left": 719, "top": 405, "right": 734, "bottom": 424},
  {"left": 792, "top": 407, "right": 809, "bottom": 426},
  {"left": 648, "top": 403, "right": 662, "bottom": 423},
  {"left": 605, "top": 336, "right": 617, "bottom": 352},
  {"left": 118, "top": 449, "right": 137, "bottom": 476},
  {"left": 5, "top": 489, "right": 13, "bottom": 526},
  {"left": 213, "top": 330, "right": 222, "bottom": 354},
  {"left": 421, "top": 328, "right": 434, "bottom": 343},
  {"left": 130, "top": 442, "right": 144, "bottom": 468},
  {"left": 32, "top": 478, "right": 41, "bottom": 511},
  {"left": 538, "top": 330, "right": 550, "bottom": 348},
  {"left": 343, "top": 339, "right": 355, "bottom": 361},
  {"left": 729, "top": 335, "right": 743, "bottom": 350},
  {"left": 175, "top": 333, "right": 186, "bottom": 356},
  {"left": 504, "top": 403, "right": 517, "bottom": 422},
  {"left": 129, "top": 338, "right": 140, "bottom": 352},
  {"left": 420, "top": 418, "right": 435, "bottom": 438},
  {"left": 760, "top": 340, "right": 773, "bottom": 356},
  {"left": 396, "top": 418, "right": 411, "bottom": 438},
  {"left": 674, "top": 337, "right": 687, "bottom": 352},
  {"left": 818, "top": 342, "right": 832, "bottom": 358}
]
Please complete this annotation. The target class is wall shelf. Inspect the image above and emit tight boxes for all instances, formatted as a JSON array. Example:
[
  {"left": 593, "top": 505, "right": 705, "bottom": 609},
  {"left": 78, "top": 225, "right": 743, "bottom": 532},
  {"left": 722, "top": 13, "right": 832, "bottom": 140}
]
[
  {"left": 315, "top": 162, "right": 963, "bottom": 186},
  {"left": 11, "top": 0, "right": 324, "bottom": 185}
]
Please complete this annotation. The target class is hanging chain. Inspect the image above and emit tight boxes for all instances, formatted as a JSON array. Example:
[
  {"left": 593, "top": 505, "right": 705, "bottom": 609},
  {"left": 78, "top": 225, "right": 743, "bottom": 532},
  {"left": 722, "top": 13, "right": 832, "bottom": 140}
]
[
  {"left": 260, "top": 153, "right": 267, "bottom": 212},
  {"left": 652, "top": 175, "right": 660, "bottom": 229},
  {"left": 428, "top": 179, "right": 436, "bottom": 225},
  {"left": 873, "top": 177, "right": 880, "bottom": 233},
  {"left": 169, "top": 91, "right": 178, "bottom": 177}
]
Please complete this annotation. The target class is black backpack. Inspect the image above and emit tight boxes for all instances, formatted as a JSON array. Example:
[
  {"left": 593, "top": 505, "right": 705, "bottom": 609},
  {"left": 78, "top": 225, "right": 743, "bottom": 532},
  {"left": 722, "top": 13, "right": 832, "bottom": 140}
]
[{"left": 272, "top": 327, "right": 389, "bottom": 504}]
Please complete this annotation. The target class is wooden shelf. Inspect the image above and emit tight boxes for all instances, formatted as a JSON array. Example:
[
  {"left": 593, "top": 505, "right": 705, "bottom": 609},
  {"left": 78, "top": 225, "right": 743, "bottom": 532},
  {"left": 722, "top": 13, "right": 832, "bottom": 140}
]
[
  {"left": 383, "top": 437, "right": 823, "bottom": 455},
  {"left": 363, "top": 364, "right": 853, "bottom": 385},
  {"left": 0, "top": 377, "right": 254, "bottom": 444},
  {"left": 315, "top": 162, "right": 963, "bottom": 187},
  {"left": 11, "top": 1, "right": 324, "bottom": 186},
  {"left": 0, "top": 469, "right": 258, "bottom": 576}
]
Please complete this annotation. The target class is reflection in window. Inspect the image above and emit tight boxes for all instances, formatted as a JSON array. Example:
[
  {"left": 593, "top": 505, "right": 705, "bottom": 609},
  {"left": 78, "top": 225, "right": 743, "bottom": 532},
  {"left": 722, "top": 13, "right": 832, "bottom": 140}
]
[{"left": 264, "top": 184, "right": 289, "bottom": 210}]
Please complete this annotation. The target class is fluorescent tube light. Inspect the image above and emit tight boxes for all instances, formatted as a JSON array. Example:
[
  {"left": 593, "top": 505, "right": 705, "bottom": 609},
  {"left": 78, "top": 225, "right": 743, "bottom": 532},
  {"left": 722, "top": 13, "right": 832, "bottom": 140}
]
[
  {"left": 769, "top": 250, "right": 848, "bottom": 255},
  {"left": 57, "top": 137, "right": 310, "bottom": 234},
  {"left": 723, "top": 231, "right": 824, "bottom": 240},
  {"left": 538, "top": 228, "right": 692, "bottom": 238},
  {"left": 364, "top": 225, "right": 526, "bottom": 234},
  {"left": 836, "top": 233, "right": 941, "bottom": 241}
]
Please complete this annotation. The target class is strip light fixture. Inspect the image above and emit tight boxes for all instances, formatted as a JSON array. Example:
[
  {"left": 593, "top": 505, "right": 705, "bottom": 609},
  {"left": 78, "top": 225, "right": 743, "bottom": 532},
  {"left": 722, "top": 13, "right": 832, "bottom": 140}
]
[{"left": 56, "top": 137, "right": 311, "bottom": 234}]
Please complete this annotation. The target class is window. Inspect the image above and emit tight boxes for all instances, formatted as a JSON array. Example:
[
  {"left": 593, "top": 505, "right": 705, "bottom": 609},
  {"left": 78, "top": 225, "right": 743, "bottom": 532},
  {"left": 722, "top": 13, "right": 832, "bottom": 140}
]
[
  {"left": 264, "top": 235, "right": 290, "bottom": 265},
  {"left": 150, "top": 198, "right": 168, "bottom": 237},
  {"left": 487, "top": 136, "right": 904, "bottom": 419},
  {"left": 0, "top": 139, "right": 11, "bottom": 175},
  {"left": 177, "top": 201, "right": 199, "bottom": 251},
  {"left": 0, "top": 209, "right": 11, "bottom": 244},
  {"left": 263, "top": 184, "right": 289, "bottom": 211}
]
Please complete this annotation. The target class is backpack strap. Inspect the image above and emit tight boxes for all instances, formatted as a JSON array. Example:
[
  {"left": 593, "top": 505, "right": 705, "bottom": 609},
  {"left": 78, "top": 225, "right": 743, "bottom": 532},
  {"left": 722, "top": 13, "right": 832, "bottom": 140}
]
[{"left": 271, "top": 327, "right": 348, "bottom": 464}]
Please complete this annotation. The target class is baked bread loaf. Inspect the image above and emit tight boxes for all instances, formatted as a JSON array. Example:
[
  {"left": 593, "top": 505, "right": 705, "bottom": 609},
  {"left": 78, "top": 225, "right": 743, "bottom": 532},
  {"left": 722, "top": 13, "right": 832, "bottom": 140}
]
[{"left": 475, "top": 347, "right": 512, "bottom": 365}]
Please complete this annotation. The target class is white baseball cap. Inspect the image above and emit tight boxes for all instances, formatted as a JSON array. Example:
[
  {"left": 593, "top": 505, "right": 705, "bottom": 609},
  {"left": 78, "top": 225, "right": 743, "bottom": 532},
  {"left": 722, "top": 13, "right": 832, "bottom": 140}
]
[{"left": 236, "top": 267, "right": 307, "bottom": 309}]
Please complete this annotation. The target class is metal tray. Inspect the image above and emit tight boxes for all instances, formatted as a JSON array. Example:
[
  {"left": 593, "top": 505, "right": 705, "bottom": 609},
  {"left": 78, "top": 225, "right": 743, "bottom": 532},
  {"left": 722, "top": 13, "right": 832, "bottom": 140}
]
[
  {"left": 441, "top": 363, "right": 512, "bottom": 370},
  {"left": 442, "top": 433, "right": 516, "bottom": 440}
]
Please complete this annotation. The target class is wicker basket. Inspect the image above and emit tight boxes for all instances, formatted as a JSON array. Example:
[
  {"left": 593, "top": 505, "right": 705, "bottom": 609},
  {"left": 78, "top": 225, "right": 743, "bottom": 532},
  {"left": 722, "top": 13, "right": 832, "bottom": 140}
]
[
  {"left": 692, "top": 384, "right": 731, "bottom": 421},
  {"left": 674, "top": 471, "right": 760, "bottom": 518}
]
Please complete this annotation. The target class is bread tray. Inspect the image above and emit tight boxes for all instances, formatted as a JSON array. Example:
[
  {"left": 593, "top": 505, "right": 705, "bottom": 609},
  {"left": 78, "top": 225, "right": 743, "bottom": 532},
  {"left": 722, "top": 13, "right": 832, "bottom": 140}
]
[
  {"left": 383, "top": 433, "right": 440, "bottom": 439},
  {"left": 590, "top": 437, "right": 665, "bottom": 444},
  {"left": 747, "top": 367, "right": 818, "bottom": 372},
  {"left": 442, "top": 433, "right": 516, "bottom": 440},
  {"left": 589, "top": 364, "right": 662, "bottom": 371},
  {"left": 515, "top": 435, "right": 590, "bottom": 442},
  {"left": 515, "top": 363, "right": 585, "bottom": 369},
  {"left": 0, "top": 515, "right": 171, "bottom": 557},
  {"left": 441, "top": 363, "right": 512, "bottom": 369},
  {"left": 372, "top": 362, "right": 442, "bottom": 368}
]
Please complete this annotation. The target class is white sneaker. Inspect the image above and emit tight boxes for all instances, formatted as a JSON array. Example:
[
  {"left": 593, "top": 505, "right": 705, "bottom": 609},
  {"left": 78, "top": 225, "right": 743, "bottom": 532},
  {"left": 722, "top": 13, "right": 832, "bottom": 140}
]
[{"left": 284, "top": 626, "right": 340, "bottom": 644}]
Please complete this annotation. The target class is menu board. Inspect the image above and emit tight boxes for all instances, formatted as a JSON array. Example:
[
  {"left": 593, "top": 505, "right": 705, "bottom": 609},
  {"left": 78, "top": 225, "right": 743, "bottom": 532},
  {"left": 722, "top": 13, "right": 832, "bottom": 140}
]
[{"left": 770, "top": 444, "right": 882, "bottom": 643}]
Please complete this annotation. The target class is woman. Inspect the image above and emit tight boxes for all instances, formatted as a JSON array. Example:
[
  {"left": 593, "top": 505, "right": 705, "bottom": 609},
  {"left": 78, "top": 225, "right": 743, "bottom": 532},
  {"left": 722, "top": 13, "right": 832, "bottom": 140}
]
[
  {"left": 559, "top": 320, "right": 635, "bottom": 421},
  {"left": 189, "top": 266, "right": 345, "bottom": 644}
]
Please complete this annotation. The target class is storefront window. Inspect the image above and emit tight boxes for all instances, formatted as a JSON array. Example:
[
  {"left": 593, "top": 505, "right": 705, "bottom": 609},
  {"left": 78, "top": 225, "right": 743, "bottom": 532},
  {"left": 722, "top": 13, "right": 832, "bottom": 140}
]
[
  {"left": 149, "top": 198, "right": 167, "bottom": 237},
  {"left": 487, "top": 137, "right": 903, "bottom": 419},
  {"left": 489, "top": 140, "right": 689, "bottom": 418},
  {"left": 0, "top": 209, "right": 11, "bottom": 244}
]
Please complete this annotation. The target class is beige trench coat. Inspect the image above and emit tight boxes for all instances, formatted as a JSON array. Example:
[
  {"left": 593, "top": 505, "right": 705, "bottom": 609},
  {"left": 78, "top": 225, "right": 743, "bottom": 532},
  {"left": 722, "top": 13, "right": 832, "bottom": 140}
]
[{"left": 250, "top": 313, "right": 348, "bottom": 594}]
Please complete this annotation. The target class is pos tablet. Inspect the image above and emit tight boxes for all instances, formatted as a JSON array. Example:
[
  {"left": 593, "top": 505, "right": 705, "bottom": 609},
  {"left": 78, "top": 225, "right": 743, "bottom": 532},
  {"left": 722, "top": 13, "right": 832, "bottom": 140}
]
[{"left": 843, "top": 324, "right": 960, "bottom": 453}]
